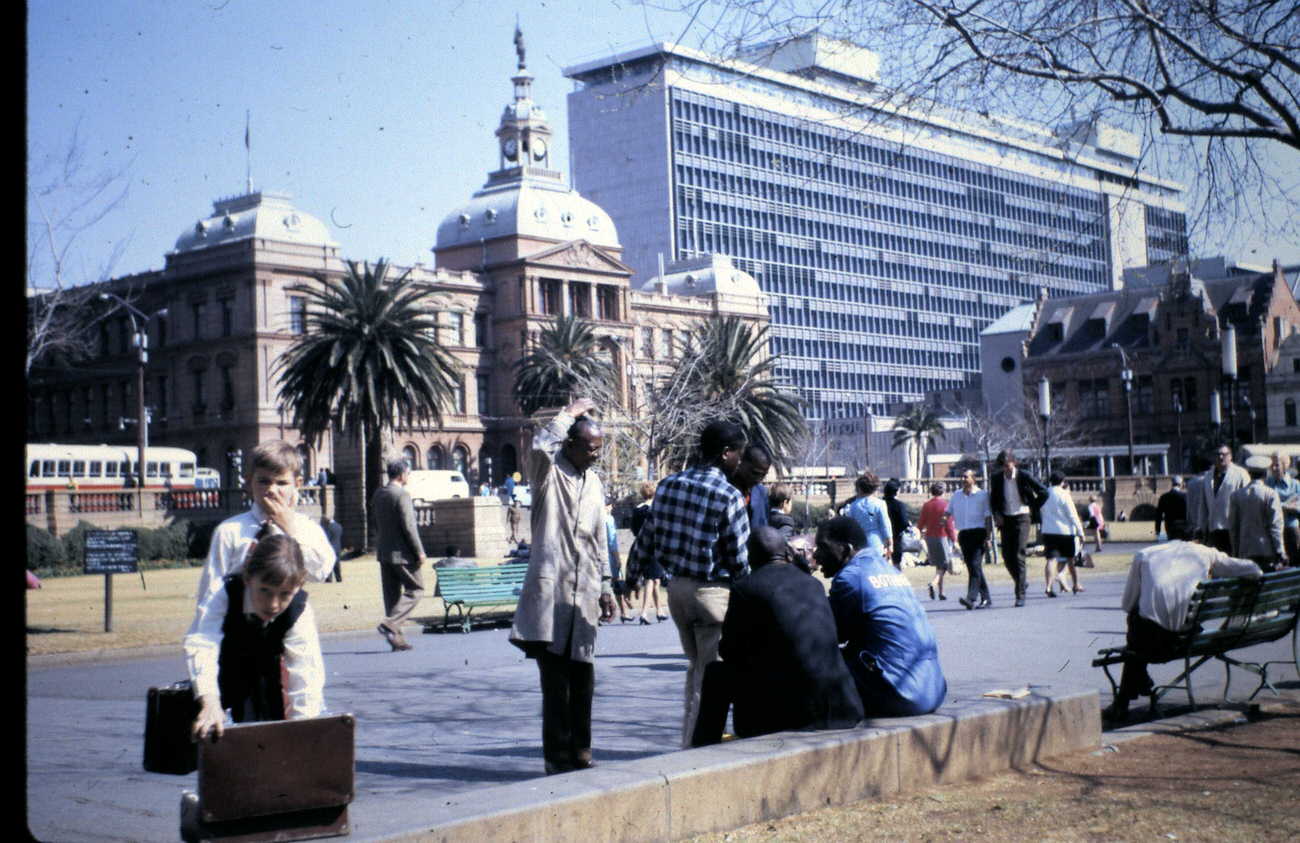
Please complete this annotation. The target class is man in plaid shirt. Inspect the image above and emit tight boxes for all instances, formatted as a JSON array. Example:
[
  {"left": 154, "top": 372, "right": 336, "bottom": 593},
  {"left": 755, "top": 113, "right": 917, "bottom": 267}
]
[{"left": 628, "top": 420, "right": 751, "bottom": 746}]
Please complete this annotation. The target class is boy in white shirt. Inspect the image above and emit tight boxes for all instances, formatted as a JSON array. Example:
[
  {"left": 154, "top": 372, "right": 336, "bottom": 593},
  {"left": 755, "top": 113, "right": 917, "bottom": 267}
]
[
  {"left": 186, "top": 533, "right": 325, "bottom": 740},
  {"left": 192, "top": 441, "right": 335, "bottom": 607}
]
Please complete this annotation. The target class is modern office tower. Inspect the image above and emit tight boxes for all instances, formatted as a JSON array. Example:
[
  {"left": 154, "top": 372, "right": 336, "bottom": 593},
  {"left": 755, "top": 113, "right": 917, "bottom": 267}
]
[{"left": 565, "top": 34, "right": 1187, "bottom": 418}]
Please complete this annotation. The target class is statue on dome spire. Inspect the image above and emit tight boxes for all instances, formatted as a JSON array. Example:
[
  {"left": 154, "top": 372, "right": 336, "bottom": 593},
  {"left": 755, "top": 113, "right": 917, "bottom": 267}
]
[{"left": 513, "top": 23, "right": 526, "bottom": 71}]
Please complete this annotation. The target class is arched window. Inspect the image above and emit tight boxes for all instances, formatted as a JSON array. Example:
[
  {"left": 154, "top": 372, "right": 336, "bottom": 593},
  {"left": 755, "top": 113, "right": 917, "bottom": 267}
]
[
  {"left": 427, "top": 445, "right": 445, "bottom": 470},
  {"left": 1286, "top": 398, "right": 1297, "bottom": 427},
  {"left": 451, "top": 446, "right": 469, "bottom": 476},
  {"left": 402, "top": 445, "right": 418, "bottom": 469}
]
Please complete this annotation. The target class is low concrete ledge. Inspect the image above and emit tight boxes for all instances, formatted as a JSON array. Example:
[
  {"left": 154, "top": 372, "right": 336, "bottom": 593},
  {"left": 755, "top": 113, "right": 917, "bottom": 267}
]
[{"left": 363, "top": 684, "right": 1099, "bottom": 841}]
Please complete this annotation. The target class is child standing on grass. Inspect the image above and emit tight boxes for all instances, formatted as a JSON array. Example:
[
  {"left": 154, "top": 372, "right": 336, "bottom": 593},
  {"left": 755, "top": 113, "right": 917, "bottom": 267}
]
[{"left": 185, "top": 533, "right": 324, "bottom": 740}]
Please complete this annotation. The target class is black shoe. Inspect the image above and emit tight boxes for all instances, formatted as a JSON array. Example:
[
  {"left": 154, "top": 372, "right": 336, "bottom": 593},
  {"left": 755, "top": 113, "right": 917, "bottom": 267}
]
[
  {"left": 976, "top": 599, "right": 992, "bottom": 609},
  {"left": 1014, "top": 598, "right": 1025, "bottom": 607},
  {"left": 928, "top": 584, "right": 936, "bottom": 600},
  {"left": 1101, "top": 699, "right": 1130, "bottom": 722},
  {"left": 958, "top": 597, "right": 973, "bottom": 610},
  {"left": 1046, "top": 590, "right": 1058, "bottom": 598},
  {"left": 638, "top": 616, "right": 651, "bottom": 625}
]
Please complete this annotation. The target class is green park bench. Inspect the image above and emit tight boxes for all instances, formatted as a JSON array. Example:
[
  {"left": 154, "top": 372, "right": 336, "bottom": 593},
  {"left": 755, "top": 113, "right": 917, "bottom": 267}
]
[
  {"left": 1093, "top": 568, "right": 1300, "bottom": 711},
  {"left": 432, "top": 562, "right": 530, "bottom": 634}
]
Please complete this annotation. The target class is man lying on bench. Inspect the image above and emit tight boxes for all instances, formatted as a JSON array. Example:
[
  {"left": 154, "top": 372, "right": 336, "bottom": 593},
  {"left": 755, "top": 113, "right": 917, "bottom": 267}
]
[{"left": 1102, "top": 541, "right": 1260, "bottom": 722}]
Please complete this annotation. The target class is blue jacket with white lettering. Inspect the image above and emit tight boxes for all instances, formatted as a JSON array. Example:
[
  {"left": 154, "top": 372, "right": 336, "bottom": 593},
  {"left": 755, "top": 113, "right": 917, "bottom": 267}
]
[{"left": 829, "top": 546, "right": 946, "bottom": 716}]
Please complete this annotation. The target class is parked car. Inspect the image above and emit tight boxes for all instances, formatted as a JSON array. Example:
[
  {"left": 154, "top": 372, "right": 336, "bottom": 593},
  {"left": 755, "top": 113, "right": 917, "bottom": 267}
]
[{"left": 405, "top": 470, "right": 471, "bottom": 504}]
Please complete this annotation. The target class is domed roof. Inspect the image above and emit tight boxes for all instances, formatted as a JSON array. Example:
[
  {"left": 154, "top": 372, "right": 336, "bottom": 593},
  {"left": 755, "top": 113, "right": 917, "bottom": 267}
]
[
  {"left": 435, "top": 178, "right": 619, "bottom": 251},
  {"left": 638, "top": 256, "right": 763, "bottom": 298},
  {"left": 171, "top": 191, "right": 337, "bottom": 254}
]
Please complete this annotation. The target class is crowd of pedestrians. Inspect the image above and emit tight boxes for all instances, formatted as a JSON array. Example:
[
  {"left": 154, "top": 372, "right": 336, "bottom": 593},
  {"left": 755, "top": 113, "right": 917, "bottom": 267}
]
[{"left": 178, "top": 418, "right": 1298, "bottom": 774}]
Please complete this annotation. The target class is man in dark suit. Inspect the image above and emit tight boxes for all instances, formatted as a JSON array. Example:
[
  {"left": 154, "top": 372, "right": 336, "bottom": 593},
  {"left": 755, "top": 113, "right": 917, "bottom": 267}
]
[
  {"left": 692, "top": 526, "right": 863, "bottom": 744},
  {"left": 372, "top": 459, "right": 427, "bottom": 651},
  {"left": 988, "top": 450, "right": 1048, "bottom": 607}
]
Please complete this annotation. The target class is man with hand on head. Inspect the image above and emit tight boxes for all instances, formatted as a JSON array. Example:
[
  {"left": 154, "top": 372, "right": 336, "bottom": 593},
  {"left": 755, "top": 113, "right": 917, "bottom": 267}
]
[{"left": 509, "top": 398, "right": 616, "bottom": 774}]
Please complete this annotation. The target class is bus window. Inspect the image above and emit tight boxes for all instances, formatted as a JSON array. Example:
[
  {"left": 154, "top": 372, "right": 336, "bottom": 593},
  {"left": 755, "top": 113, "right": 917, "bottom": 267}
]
[
  {"left": 159, "top": 462, "right": 173, "bottom": 478},
  {"left": 43, "top": 460, "right": 56, "bottom": 476},
  {"left": 29, "top": 461, "right": 39, "bottom": 478},
  {"left": 105, "top": 462, "right": 119, "bottom": 478},
  {"left": 73, "top": 461, "right": 87, "bottom": 476},
  {"left": 146, "top": 461, "right": 159, "bottom": 478},
  {"left": 179, "top": 463, "right": 195, "bottom": 478},
  {"left": 57, "top": 460, "right": 71, "bottom": 476},
  {"left": 89, "top": 461, "right": 103, "bottom": 477},
  {"left": 121, "top": 461, "right": 134, "bottom": 477}
]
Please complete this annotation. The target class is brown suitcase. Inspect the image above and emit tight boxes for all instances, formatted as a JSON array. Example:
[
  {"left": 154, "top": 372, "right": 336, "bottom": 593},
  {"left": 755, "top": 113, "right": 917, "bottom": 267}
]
[
  {"left": 144, "top": 680, "right": 200, "bottom": 774},
  {"left": 180, "top": 714, "right": 355, "bottom": 842}
]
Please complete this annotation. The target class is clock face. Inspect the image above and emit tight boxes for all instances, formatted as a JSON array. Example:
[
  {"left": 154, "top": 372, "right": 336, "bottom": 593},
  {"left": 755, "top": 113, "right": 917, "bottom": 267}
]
[
  {"left": 503, "top": 137, "right": 518, "bottom": 161},
  {"left": 532, "top": 138, "right": 547, "bottom": 160}
]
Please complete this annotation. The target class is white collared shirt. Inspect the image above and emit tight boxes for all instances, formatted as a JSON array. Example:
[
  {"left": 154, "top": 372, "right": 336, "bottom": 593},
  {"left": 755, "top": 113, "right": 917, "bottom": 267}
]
[
  {"left": 948, "top": 488, "right": 992, "bottom": 531},
  {"left": 184, "top": 581, "right": 325, "bottom": 719},
  {"left": 1002, "top": 469, "right": 1028, "bottom": 516},
  {"left": 193, "top": 505, "right": 335, "bottom": 606}
]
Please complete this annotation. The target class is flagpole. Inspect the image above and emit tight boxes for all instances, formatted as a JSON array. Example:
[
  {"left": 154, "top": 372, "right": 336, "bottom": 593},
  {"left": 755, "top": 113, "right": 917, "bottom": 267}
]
[{"left": 245, "top": 110, "right": 252, "bottom": 193}]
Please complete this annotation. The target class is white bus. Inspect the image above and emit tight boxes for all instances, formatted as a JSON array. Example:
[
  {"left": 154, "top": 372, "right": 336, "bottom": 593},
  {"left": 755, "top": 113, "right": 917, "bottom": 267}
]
[{"left": 25, "top": 443, "right": 199, "bottom": 491}]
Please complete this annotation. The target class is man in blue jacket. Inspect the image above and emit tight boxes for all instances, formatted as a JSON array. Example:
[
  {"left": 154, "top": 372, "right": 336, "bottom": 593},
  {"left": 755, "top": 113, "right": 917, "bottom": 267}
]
[{"left": 814, "top": 516, "right": 947, "bottom": 717}]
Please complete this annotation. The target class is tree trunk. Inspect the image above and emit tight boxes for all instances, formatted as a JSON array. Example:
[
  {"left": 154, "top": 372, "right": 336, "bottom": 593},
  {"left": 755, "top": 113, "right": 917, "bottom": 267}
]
[{"left": 356, "top": 425, "right": 369, "bottom": 551}]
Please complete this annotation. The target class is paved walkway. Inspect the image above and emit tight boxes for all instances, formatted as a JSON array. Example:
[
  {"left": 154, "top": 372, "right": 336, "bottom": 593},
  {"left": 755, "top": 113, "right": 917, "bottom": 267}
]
[{"left": 25, "top": 552, "right": 1299, "bottom": 841}]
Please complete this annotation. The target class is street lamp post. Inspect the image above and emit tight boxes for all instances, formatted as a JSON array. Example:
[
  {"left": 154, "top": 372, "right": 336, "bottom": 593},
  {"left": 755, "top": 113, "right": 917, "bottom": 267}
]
[
  {"left": 1038, "top": 376, "right": 1051, "bottom": 476},
  {"left": 1172, "top": 395, "right": 1184, "bottom": 474},
  {"left": 1112, "top": 344, "right": 1136, "bottom": 476},
  {"left": 99, "top": 293, "right": 166, "bottom": 489},
  {"left": 1210, "top": 389, "right": 1222, "bottom": 442},
  {"left": 1221, "top": 325, "right": 1238, "bottom": 448}
]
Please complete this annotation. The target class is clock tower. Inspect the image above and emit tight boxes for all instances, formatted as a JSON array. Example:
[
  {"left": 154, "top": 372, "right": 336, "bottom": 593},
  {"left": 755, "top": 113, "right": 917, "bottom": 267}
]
[{"left": 494, "top": 26, "right": 554, "bottom": 174}]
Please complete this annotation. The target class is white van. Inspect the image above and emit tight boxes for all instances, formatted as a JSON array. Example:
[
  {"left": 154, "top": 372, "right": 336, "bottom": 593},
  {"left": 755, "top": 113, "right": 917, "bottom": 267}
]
[{"left": 405, "top": 469, "right": 471, "bottom": 504}]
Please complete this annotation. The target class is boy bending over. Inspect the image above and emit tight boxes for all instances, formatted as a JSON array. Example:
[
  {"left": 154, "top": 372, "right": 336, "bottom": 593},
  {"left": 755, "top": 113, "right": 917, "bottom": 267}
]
[{"left": 186, "top": 533, "right": 324, "bottom": 740}]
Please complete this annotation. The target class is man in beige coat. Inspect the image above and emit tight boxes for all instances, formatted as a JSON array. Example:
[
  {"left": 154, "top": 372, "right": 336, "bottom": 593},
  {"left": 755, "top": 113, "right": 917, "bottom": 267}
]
[
  {"left": 1197, "top": 444, "right": 1250, "bottom": 553},
  {"left": 1230, "top": 456, "right": 1285, "bottom": 569},
  {"left": 509, "top": 397, "right": 616, "bottom": 773}
]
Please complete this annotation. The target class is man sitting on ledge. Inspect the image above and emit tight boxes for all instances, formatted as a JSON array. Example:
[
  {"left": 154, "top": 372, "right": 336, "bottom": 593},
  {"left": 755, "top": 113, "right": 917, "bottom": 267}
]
[
  {"left": 1102, "top": 541, "right": 1261, "bottom": 722},
  {"left": 815, "top": 516, "right": 947, "bottom": 717},
  {"left": 692, "top": 526, "right": 864, "bottom": 745}
]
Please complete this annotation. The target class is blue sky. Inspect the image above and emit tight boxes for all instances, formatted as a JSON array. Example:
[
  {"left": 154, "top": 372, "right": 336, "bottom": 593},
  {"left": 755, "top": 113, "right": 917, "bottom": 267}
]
[{"left": 27, "top": 0, "right": 1299, "bottom": 289}]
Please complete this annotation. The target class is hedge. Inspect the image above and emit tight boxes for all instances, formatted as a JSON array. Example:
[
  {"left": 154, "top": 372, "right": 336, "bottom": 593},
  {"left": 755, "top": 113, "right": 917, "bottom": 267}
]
[{"left": 26, "top": 520, "right": 212, "bottom": 578}]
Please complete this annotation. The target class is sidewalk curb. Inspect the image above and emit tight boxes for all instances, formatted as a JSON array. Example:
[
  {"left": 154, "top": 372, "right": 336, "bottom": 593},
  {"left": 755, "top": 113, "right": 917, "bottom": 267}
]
[{"left": 350, "top": 687, "right": 1100, "bottom": 841}]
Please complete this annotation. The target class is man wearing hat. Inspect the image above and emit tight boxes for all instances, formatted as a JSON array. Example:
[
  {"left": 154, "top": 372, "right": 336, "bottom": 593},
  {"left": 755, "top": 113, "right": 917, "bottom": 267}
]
[{"left": 1229, "top": 455, "right": 1286, "bottom": 570}]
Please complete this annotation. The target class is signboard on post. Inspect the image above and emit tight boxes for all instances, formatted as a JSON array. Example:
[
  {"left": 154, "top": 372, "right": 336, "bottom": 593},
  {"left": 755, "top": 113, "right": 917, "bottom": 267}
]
[
  {"left": 85, "top": 529, "right": 139, "bottom": 633},
  {"left": 85, "top": 530, "right": 139, "bottom": 575}
]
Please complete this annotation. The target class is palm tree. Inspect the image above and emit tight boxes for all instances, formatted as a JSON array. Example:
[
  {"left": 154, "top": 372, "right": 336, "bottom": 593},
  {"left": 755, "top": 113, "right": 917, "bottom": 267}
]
[
  {"left": 664, "top": 315, "right": 807, "bottom": 470},
  {"left": 512, "top": 314, "right": 614, "bottom": 416},
  {"left": 276, "top": 259, "right": 460, "bottom": 548},
  {"left": 891, "top": 404, "right": 946, "bottom": 478}
]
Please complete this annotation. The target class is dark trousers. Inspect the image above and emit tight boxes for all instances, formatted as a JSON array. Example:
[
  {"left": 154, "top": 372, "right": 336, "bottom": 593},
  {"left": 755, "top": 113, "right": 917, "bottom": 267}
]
[
  {"left": 958, "top": 528, "right": 990, "bottom": 605},
  {"left": 999, "top": 514, "right": 1031, "bottom": 599},
  {"left": 1207, "top": 529, "right": 1232, "bottom": 554},
  {"left": 1284, "top": 525, "right": 1300, "bottom": 568},
  {"left": 536, "top": 650, "right": 595, "bottom": 773},
  {"left": 1118, "top": 611, "right": 1187, "bottom": 701}
]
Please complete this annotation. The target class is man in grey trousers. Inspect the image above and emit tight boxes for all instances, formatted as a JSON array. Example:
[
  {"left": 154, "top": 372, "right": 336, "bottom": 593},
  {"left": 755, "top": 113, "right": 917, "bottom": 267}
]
[{"left": 372, "top": 459, "right": 427, "bottom": 651}]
